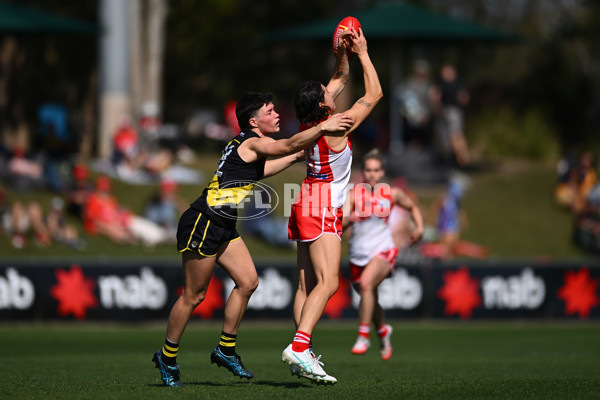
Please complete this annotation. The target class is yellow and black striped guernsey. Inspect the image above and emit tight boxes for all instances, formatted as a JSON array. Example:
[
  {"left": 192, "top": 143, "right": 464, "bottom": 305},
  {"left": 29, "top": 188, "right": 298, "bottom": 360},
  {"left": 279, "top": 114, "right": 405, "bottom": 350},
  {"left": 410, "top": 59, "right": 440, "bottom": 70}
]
[{"left": 190, "top": 131, "right": 265, "bottom": 228}]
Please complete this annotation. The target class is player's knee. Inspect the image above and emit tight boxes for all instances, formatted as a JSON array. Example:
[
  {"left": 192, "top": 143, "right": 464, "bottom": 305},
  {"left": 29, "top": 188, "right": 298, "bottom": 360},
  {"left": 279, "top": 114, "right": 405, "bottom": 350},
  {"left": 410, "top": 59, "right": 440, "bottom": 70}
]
[
  {"left": 183, "top": 288, "right": 207, "bottom": 307},
  {"left": 359, "top": 279, "right": 375, "bottom": 294},
  {"left": 238, "top": 277, "right": 259, "bottom": 297},
  {"left": 326, "top": 279, "right": 339, "bottom": 298}
]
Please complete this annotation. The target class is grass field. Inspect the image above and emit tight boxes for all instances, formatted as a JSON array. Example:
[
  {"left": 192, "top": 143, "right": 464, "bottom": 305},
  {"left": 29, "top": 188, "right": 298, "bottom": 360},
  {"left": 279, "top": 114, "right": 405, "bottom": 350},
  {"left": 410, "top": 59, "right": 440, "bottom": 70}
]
[{"left": 2, "top": 321, "right": 599, "bottom": 399}]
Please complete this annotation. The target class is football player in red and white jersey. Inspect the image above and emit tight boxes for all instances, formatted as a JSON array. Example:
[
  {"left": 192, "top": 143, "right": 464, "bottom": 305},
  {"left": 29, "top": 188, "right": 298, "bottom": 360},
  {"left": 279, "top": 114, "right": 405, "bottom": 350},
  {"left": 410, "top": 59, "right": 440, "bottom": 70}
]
[
  {"left": 344, "top": 149, "right": 423, "bottom": 360},
  {"left": 282, "top": 27, "right": 383, "bottom": 383}
]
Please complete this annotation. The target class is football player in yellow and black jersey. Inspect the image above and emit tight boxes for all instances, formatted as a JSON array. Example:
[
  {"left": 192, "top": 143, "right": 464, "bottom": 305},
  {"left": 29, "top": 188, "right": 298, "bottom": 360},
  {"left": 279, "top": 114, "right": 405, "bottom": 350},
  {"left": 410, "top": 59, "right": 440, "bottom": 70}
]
[{"left": 152, "top": 92, "right": 353, "bottom": 387}]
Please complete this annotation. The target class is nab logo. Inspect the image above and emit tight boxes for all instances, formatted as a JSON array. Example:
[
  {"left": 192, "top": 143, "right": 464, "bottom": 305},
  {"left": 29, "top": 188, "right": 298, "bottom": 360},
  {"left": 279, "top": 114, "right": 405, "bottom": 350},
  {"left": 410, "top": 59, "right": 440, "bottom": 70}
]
[
  {"left": 98, "top": 268, "right": 167, "bottom": 310},
  {"left": 481, "top": 268, "right": 545, "bottom": 310},
  {"left": 0, "top": 268, "right": 35, "bottom": 310}
]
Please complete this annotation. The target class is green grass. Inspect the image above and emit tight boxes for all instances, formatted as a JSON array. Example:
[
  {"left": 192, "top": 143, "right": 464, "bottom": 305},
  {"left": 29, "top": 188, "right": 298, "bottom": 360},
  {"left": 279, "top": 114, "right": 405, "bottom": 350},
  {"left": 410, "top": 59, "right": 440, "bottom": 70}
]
[
  {"left": 460, "top": 161, "right": 583, "bottom": 259},
  {"left": 1, "top": 322, "right": 599, "bottom": 399}
]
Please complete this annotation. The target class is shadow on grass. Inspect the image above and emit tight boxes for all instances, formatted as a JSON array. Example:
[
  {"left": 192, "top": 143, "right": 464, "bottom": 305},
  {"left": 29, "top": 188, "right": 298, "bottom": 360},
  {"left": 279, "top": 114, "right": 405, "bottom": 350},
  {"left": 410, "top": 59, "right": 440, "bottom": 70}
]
[{"left": 149, "top": 380, "right": 311, "bottom": 388}]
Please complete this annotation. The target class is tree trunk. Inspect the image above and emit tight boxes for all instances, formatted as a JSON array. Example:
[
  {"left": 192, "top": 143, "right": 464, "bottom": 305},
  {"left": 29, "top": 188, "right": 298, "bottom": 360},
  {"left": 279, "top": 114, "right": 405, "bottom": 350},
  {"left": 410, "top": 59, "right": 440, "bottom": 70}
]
[{"left": 144, "top": 0, "right": 167, "bottom": 116}]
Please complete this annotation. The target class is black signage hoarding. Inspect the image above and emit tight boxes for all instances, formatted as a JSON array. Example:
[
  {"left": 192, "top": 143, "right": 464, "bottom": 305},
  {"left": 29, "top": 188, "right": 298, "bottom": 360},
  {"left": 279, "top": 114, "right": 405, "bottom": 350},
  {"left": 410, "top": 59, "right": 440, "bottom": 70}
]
[{"left": 0, "top": 260, "right": 598, "bottom": 321}]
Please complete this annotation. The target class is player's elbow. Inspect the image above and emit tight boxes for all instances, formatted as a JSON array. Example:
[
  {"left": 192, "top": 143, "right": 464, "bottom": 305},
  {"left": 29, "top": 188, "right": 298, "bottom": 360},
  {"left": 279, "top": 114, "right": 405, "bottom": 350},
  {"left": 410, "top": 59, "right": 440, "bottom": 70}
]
[
  {"left": 364, "top": 90, "right": 383, "bottom": 107},
  {"left": 282, "top": 141, "right": 297, "bottom": 155},
  {"left": 285, "top": 138, "right": 305, "bottom": 154},
  {"left": 373, "top": 89, "right": 384, "bottom": 103}
]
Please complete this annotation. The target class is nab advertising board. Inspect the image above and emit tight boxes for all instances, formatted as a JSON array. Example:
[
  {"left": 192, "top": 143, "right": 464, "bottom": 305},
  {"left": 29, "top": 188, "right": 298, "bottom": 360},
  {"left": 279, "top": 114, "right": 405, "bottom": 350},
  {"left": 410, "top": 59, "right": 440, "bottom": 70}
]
[{"left": 0, "top": 260, "right": 598, "bottom": 321}]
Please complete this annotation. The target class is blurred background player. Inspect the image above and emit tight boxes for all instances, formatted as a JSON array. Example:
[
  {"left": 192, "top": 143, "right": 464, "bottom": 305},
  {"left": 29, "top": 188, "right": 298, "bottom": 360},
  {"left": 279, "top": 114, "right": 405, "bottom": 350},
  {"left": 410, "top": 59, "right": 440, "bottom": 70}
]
[
  {"left": 431, "top": 179, "right": 467, "bottom": 259},
  {"left": 283, "top": 26, "right": 382, "bottom": 384},
  {"left": 344, "top": 149, "right": 423, "bottom": 360},
  {"left": 151, "top": 92, "right": 352, "bottom": 387}
]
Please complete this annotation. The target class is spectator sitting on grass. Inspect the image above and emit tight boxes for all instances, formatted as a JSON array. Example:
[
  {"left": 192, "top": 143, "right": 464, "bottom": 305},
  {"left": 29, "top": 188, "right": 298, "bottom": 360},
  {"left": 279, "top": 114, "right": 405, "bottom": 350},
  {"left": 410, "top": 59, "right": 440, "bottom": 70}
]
[
  {"left": 1, "top": 192, "right": 51, "bottom": 249},
  {"left": 65, "top": 164, "right": 94, "bottom": 219},
  {"left": 572, "top": 183, "right": 600, "bottom": 254},
  {"left": 572, "top": 152, "right": 597, "bottom": 215},
  {"left": 555, "top": 152, "right": 597, "bottom": 214},
  {"left": 142, "top": 179, "right": 186, "bottom": 239},
  {"left": 46, "top": 196, "right": 86, "bottom": 251},
  {"left": 83, "top": 176, "right": 170, "bottom": 246}
]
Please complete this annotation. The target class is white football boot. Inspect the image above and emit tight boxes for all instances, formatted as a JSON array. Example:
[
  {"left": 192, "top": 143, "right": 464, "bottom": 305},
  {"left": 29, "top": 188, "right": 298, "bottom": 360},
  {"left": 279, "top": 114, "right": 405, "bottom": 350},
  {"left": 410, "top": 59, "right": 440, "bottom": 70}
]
[
  {"left": 282, "top": 344, "right": 326, "bottom": 377},
  {"left": 351, "top": 336, "right": 371, "bottom": 355},
  {"left": 379, "top": 324, "right": 393, "bottom": 360}
]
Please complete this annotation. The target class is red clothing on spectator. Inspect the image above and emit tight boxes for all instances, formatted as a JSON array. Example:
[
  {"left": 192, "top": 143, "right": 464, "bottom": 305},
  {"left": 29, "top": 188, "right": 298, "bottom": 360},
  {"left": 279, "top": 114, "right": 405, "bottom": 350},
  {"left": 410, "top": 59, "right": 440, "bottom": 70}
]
[{"left": 83, "top": 193, "right": 130, "bottom": 235}]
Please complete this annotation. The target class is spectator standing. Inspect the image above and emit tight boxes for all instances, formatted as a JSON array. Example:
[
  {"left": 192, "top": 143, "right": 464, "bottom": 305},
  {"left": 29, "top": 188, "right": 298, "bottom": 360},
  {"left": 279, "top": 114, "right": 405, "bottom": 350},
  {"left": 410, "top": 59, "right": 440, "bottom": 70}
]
[
  {"left": 430, "top": 63, "right": 470, "bottom": 167},
  {"left": 398, "top": 59, "right": 433, "bottom": 149}
]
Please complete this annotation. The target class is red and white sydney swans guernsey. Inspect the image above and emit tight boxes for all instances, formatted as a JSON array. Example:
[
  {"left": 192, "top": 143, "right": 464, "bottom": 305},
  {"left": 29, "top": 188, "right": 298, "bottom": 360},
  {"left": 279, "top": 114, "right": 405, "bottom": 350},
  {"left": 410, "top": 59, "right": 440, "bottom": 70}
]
[
  {"left": 303, "top": 132, "right": 353, "bottom": 209},
  {"left": 288, "top": 120, "right": 352, "bottom": 241},
  {"left": 348, "top": 187, "right": 397, "bottom": 267}
]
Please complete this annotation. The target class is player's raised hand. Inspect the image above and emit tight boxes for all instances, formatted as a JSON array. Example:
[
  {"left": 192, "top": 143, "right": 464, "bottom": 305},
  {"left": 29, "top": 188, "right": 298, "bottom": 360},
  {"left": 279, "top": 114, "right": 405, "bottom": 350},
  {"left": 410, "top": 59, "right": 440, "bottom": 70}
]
[
  {"left": 349, "top": 28, "right": 367, "bottom": 56},
  {"left": 320, "top": 113, "right": 354, "bottom": 133},
  {"left": 337, "top": 30, "right": 352, "bottom": 55},
  {"left": 409, "top": 226, "right": 424, "bottom": 245}
]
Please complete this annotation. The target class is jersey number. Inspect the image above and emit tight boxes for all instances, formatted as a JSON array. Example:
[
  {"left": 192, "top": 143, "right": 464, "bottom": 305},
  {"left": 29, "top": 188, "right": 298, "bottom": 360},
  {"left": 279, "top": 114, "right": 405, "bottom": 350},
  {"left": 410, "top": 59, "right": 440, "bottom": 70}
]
[{"left": 215, "top": 142, "right": 235, "bottom": 177}]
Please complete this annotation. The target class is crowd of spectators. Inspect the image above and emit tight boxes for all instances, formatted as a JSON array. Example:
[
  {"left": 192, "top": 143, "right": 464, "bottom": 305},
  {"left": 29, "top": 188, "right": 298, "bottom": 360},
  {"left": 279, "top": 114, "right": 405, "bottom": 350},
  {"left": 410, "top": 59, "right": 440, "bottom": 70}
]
[
  {"left": 0, "top": 103, "right": 188, "bottom": 251},
  {"left": 398, "top": 60, "right": 471, "bottom": 169},
  {"left": 555, "top": 151, "right": 600, "bottom": 254}
]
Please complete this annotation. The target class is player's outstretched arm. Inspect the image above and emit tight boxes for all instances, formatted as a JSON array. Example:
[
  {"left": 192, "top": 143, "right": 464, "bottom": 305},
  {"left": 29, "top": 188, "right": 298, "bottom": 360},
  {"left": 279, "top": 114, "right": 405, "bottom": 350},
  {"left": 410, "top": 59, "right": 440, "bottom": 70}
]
[
  {"left": 342, "top": 28, "right": 383, "bottom": 136},
  {"left": 262, "top": 151, "right": 304, "bottom": 179},
  {"left": 248, "top": 113, "right": 353, "bottom": 158},
  {"left": 393, "top": 187, "right": 424, "bottom": 244},
  {"left": 327, "top": 31, "right": 351, "bottom": 100}
]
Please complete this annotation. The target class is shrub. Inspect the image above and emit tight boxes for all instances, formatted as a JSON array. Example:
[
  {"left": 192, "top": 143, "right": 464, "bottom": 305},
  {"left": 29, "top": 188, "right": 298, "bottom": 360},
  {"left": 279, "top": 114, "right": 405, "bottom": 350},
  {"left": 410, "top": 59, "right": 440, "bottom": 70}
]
[{"left": 467, "top": 107, "right": 560, "bottom": 161}]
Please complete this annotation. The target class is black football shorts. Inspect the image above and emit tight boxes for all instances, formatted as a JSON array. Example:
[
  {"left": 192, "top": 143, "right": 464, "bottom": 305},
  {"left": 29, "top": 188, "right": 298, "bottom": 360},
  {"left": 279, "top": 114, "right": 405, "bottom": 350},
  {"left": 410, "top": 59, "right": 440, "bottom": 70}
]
[{"left": 176, "top": 207, "right": 240, "bottom": 257}]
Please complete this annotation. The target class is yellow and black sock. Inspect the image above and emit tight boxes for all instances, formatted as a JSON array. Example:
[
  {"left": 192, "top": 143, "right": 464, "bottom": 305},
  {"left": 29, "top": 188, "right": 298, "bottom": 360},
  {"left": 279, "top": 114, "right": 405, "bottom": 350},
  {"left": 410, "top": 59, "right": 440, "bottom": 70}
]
[
  {"left": 218, "top": 331, "right": 236, "bottom": 356},
  {"left": 162, "top": 339, "right": 179, "bottom": 366}
]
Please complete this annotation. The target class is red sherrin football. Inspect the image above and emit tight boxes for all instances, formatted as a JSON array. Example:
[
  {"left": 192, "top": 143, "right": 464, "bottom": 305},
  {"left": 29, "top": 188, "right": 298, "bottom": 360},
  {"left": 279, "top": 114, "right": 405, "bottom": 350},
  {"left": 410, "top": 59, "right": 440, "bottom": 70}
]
[{"left": 332, "top": 16, "right": 361, "bottom": 58}]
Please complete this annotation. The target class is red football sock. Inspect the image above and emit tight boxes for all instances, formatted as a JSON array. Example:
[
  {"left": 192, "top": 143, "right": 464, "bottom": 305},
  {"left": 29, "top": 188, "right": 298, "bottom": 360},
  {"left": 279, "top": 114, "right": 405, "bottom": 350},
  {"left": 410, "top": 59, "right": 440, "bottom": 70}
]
[
  {"left": 292, "top": 330, "right": 311, "bottom": 352},
  {"left": 377, "top": 325, "right": 389, "bottom": 339},
  {"left": 358, "top": 323, "right": 370, "bottom": 339}
]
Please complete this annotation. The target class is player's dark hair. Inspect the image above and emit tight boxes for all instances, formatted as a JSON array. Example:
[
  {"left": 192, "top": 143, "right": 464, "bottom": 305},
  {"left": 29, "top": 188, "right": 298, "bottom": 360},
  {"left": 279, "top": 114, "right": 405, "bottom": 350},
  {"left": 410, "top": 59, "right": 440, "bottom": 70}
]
[
  {"left": 294, "top": 81, "right": 330, "bottom": 124},
  {"left": 362, "top": 148, "right": 386, "bottom": 170},
  {"left": 236, "top": 92, "right": 273, "bottom": 131}
]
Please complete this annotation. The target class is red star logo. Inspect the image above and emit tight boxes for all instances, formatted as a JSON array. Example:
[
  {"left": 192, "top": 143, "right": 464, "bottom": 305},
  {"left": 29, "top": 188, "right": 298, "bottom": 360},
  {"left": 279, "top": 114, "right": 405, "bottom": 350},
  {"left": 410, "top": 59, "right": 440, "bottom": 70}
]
[
  {"left": 437, "top": 267, "right": 481, "bottom": 319},
  {"left": 323, "top": 275, "right": 352, "bottom": 319},
  {"left": 558, "top": 268, "right": 599, "bottom": 318},
  {"left": 177, "top": 275, "right": 225, "bottom": 319},
  {"left": 50, "top": 266, "right": 98, "bottom": 320}
]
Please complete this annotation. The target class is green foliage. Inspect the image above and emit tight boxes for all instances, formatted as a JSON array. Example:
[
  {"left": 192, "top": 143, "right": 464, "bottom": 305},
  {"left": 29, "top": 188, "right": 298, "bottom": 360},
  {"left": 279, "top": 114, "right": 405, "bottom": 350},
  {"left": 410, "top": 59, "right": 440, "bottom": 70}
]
[
  {"left": 1, "top": 322, "right": 599, "bottom": 399},
  {"left": 467, "top": 107, "right": 560, "bottom": 161}
]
